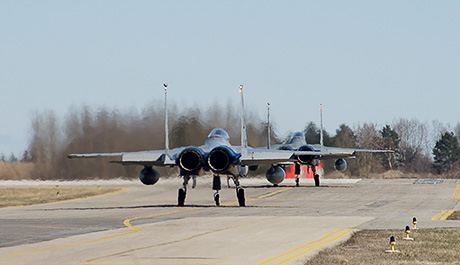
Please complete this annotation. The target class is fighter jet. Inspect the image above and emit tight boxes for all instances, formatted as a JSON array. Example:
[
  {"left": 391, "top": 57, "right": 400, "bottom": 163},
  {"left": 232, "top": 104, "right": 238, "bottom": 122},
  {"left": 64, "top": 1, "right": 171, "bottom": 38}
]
[
  {"left": 68, "top": 85, "right": 348, "bottom": 207},
  {"left": 265, "top": 105, "right": 393, "bottom": 187},
  {"left": 68, "top": 85, "right": 391, "bottom": 206}
]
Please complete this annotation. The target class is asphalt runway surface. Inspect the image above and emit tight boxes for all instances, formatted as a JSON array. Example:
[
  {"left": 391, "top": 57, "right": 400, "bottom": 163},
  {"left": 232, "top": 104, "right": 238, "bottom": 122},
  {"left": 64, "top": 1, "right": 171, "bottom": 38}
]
[{"left": 0, "top": 177, "right": 460, "bottom": 264}]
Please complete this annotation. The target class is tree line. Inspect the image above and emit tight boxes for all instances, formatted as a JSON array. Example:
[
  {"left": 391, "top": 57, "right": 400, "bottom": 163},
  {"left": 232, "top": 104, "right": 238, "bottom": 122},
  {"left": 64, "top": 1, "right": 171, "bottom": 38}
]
[{"left": 20, "top": 102, "right": 460, "bottom": 180}]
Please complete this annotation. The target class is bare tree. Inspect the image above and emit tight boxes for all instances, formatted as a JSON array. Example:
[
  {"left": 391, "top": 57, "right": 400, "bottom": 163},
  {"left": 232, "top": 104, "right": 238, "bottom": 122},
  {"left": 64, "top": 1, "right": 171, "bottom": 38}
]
[
  {"left": 392, "top": 118, "right": 431, "bottom": 173},
  {"left": 27, "top": 100, "right": 272, "bottom": 180},
  {"left": 29, "top": 110, "right": 60, "bottom": 179},
  {"left": 354, "top": 123, "right": 386, "bottom": 176}
]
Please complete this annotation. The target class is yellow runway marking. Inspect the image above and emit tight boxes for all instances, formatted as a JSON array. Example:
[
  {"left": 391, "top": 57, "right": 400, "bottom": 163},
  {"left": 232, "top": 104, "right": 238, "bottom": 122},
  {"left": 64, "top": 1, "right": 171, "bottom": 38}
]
[
  {"left": 440, "top": 210, "right": 454, "bottom": 220},
  {"left": 88, "top": 216, "right": 279, "bottom": 263},
  {"left": 256, "top": 187, "right": 294, "bottom": 199},
  {"left": 0, "top": 208, "right": 194, "bottom": 260},
  {"left": 432, "top": 210, "right": 454, "bottom": 220},
  {"left": 222, "top": 187, "right": 294, "bottom": 206},
  {"left": 453, "top": 184, "right": 460, "bottom": 199},
  {"left": 432, "top": 210, "right": 447, "bottom": 220},
  {"left": 256, "top": 229, "right": 355, "bottom": 265},
  {"left": 0, "top": 187, "right": 294, "bottom": 261}
]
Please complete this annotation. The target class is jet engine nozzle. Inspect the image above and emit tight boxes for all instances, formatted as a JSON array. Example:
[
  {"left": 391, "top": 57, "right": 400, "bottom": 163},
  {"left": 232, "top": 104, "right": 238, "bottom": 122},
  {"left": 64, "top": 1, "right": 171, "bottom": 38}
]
[
  {"left": 266, "top": 165, "right": 285, "bottom": 185},
  {"left": 177, "top": 147, "right": 204, "bottom": 174},
  {"left": 278, "top": 145, "right": 294, "bottom": 151},
  {"left": 207, "top": 146, "right": 240, "bottom": 173},
  {"left": 334, "top": 158, "right": 347, "bottom": 171},
  {"left": 297, "top": 145, "right": 318, "bottom": 164},
  {"left": 139, "top": 166, "right": 160, "bottom": 185}
]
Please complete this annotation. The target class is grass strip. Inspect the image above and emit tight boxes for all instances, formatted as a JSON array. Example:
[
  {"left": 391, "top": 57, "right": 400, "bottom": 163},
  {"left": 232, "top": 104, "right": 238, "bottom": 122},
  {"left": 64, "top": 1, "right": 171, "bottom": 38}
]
[
  {"left": 447, "top": 210, "right": 460, "bottom": 220},
  {"left": 307, "top": 227, "right": 460, "bottom": 264},
  {"left": 0, "top": 186, "right": 120, "bottom": 208}
]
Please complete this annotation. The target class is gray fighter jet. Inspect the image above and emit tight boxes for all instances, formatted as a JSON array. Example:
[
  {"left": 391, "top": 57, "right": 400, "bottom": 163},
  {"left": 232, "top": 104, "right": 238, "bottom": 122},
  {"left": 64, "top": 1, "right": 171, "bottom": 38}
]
[
  {"left": 68, "top": 85, "right": 390, "bottom": 206},
  {"left": 265, "top": 105, "right": 393, "bottom": 187}
]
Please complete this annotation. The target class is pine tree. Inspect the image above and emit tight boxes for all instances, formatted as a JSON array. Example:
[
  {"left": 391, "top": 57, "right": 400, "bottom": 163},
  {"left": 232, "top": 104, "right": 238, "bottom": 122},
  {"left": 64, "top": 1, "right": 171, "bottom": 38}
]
[
  {"left": 333, "top": 124, "right": 357, "bottom": 148},
  {"left": 432, "top": 132, "right": 460, "bottom": 174},
  {"left": 302, "top": 122, "right": 331, "bottom": 145}
]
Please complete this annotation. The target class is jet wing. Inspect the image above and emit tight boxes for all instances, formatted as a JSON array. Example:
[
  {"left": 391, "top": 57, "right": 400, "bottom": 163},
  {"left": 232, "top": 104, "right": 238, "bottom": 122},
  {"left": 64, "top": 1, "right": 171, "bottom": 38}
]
[
  {"left": 67, "top": 150, "right": 179, "bottom": 166},
  {"left": 240, "top": 147, "right": 393, "bottom": 165},
  {"left": 241, "top": 150, "right": 296, "bottom": 165},
  {"left": 67, "top": 152, "right": 125, "bottom": 159},
  {"left": 312, "top": 146, "right": 393, "bottom": 160},
  {"left": 240, "top": 149, "right": 355, "bottom": 165}
]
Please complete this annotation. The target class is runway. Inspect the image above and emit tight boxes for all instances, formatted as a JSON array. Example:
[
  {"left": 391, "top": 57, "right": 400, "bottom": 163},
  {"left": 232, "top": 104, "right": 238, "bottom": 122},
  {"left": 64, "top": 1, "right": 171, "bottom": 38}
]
[{"left": 0, "top": 177, "right": 459, "bottom": 264}]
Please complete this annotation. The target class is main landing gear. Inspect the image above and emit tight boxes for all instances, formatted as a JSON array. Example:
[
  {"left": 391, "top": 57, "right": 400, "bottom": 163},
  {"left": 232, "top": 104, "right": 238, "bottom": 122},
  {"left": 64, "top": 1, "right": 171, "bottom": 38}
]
[
  {"left": 178, "top": 175, "right": 246, "bottom": 207},
  {"left": 178, "top": 188, "right": 186, "bottom": 206},
  {"left": 212, "top": 175, "right": 221, "bottom": 206},
  {"left": 302, "top": 165, "right": 320, "bottom": 187},
  {"left": 212, "top": 175, "right": 245, "bottom": 207},
  {"left": 314, "top": 174, "right": 320, "bottom": 187},
  {"left": 177, "top": 175, "right": 191, "bottom": 206},
  {"left": 232, "top": 176, "right": 245, "bottom": 207},
  {"left": 312, "top": 166, "right": 320, "bottom": 187},
  {"left": 295, "top": 163, "right": 301, "bottom": 187},
  {"left": 236, "top": 187, "right": 245, "bottom": 207},
  {"left": 311, "top": 166, "right": 319, "bottom": 187}
]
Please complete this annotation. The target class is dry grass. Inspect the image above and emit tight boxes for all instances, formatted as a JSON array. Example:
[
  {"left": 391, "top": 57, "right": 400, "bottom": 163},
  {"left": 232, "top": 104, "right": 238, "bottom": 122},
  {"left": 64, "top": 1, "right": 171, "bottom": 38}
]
[
  {"left": 307, "top": 228, "right": 460, "bottom": 264},
  {"left": 308, "top": 208, "right": 460, "bottom": 264},
  {"left": 448, "top": 211, "right": 460, "bottom": 221},
  {"left": 0, "top": 162, "right": 33, "bottom": 180},
  {"left": 0, "top": 186, "right": 121, "bottom": 208}
]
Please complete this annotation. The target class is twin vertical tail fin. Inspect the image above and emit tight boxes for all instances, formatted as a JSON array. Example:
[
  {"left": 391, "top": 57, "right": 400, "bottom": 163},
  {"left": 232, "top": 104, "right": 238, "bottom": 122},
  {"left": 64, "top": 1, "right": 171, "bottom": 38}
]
[
  {"left": 163, "top": 83, "right": 173, "bottom": 164},
  {"left": 239, "top": 85, "right": 248, "bottom": 157},
  {"left": 319, "top": 104, "right": 324, "bottom": 151},
  {"left": 267, "top": 102, "right": 271, "bottom": 149},
  {"left": 164, "top": 84, "right": 169, "bottom": 155}
]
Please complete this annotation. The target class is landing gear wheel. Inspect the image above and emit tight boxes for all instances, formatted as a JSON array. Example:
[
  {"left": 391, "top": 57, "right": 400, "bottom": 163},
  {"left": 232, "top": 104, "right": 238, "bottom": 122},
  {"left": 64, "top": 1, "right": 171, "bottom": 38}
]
[
  {"left": 314, "top": 174, "right": 320, "bottom": 187},
  {"left": 237, "top": 188, "right": 245, "bottom": 207},
  {"left": 178, "top": 188, "right": 186, "bottom": 206},
  {"left": 192, "top": 177, "right": 196, "bottom": 189},
  {"left": 295, "top": 177, "right": 300, "bottom": 187},
  {"left": 214, "top": 193, "right": 220, "bottom": 206},
  {"left": 212, "top": 175, "right": 221, "bottom": 191}
]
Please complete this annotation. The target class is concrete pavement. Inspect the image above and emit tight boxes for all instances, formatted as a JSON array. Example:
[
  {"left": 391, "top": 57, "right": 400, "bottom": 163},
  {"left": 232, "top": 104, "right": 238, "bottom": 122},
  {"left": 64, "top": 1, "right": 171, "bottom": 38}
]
[{"left": 0, "top": 177, "right": 459, "bottom": 264}]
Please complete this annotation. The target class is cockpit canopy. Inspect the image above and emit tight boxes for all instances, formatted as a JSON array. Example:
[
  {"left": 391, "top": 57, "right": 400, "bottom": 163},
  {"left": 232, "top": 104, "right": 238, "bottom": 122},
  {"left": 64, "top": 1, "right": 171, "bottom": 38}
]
[
  {"left": 207, "top": 128, "right": 230, "bottom": 141},
  {"left": 289, "top": 131, "right": 305, "bottom": 144}
]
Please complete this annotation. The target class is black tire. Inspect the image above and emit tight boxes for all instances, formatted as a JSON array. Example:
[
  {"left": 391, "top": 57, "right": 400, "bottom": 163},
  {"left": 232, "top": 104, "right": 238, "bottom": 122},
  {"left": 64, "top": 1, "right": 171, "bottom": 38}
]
[
  {"left": 314, "top": 174, "right": 320, "bottom": 187},
  {"left": 214, "top": 193, "right": 220, "bottom": 206},
  {"left": 178, "top": 188, "right": 186, "bottom": 206},
  {"left": 212, "top": 175, "right": 221, "bottom": 191},
  {"left": 237, "top": 188, "right": 245, "bottom": 207}
]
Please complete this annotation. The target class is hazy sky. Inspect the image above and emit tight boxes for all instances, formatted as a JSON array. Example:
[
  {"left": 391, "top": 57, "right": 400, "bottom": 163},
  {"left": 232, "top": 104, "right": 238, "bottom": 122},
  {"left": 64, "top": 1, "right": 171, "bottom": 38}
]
[{"left": 1, "top": 1, "right": 459, "bottom": 156}]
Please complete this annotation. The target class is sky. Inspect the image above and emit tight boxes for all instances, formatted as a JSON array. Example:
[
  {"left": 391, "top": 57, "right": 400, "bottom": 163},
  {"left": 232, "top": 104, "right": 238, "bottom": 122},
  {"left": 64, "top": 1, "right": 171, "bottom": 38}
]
[{"left": 1, "top": 1, "right": 459, "bottom": 156}]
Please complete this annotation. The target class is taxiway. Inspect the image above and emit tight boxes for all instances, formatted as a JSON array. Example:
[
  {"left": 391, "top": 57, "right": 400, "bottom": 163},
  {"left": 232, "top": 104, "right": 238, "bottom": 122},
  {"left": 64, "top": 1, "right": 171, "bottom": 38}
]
[{"left": 0, "top": 177, "right": 459, "bottom": 264}]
